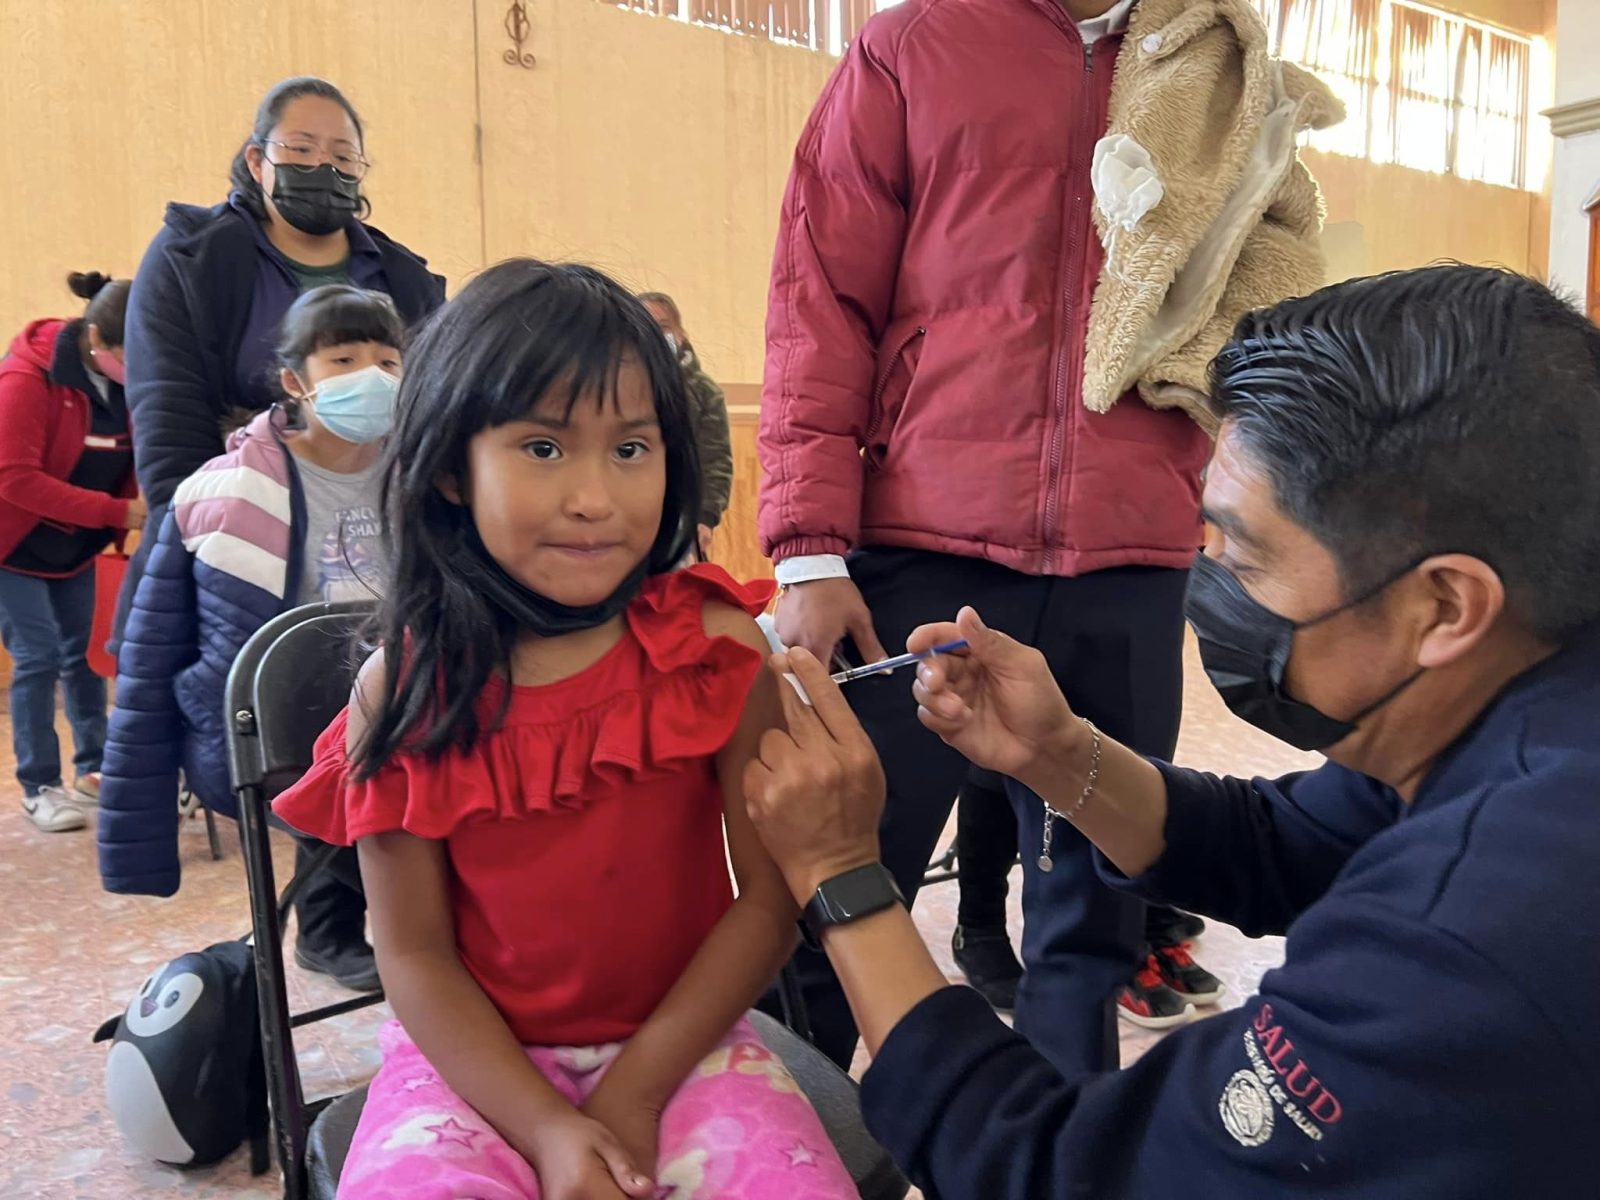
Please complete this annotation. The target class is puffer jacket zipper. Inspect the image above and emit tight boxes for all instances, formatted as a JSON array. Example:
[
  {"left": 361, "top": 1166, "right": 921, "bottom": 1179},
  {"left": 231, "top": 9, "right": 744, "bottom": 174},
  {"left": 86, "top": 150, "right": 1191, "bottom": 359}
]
[{"left": 1042, "top": 35, "right": 1104, "bottom": 575}]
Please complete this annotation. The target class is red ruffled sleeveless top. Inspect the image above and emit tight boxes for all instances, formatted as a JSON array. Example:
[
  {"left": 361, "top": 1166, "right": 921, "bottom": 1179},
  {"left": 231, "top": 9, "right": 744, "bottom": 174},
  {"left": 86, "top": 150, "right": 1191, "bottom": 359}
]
[{"left": 272, "top": 565, "right": 776, "bottom": 1046}]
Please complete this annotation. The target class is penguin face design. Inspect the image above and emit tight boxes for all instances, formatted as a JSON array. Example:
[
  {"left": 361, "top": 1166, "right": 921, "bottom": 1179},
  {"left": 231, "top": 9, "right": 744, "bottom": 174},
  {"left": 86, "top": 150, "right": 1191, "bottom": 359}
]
[
  {"left": 124, "top": 969, "right": 205, "bottom": 1038},
  {"left": 94, "top": 941, "right": 262, "bottom": 1168}
]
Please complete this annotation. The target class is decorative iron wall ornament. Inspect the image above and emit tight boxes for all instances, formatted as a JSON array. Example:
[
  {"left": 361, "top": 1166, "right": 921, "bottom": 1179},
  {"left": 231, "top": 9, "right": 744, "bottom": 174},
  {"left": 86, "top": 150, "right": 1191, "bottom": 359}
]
[{"left": 504, "top": 1, "right": 535, "bottom": 68}]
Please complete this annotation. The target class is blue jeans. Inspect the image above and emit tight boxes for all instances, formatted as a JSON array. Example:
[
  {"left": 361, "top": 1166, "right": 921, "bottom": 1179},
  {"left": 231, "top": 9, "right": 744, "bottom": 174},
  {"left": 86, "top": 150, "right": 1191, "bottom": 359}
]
[{"left": 0, "top": 567, "right": 107, "bottom": 795}]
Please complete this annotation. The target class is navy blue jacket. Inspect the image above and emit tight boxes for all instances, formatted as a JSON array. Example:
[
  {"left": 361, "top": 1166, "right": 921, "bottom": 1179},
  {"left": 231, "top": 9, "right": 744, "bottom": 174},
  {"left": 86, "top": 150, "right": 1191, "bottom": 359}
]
[
  {"left": 862, "top": 624, "right": 1600, "bottom": 1197},
  {"left": 123, "top": 198, "right": 443, "bottom": 508},
  {"left": 99, "top": 415, "right": 311, "bottom": 897}
]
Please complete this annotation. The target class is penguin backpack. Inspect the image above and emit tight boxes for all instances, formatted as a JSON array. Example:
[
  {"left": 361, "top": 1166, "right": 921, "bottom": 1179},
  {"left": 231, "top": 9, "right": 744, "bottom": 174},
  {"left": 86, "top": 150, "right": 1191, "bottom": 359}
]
[{"left": 92, "top": 939, "right": 269, "bottom": 1170}]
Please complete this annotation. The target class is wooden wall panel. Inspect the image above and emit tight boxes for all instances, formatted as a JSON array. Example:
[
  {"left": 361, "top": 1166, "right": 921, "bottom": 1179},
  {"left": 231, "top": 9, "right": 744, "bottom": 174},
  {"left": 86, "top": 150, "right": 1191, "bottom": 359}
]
[
  {"left": 474, "top": 0, "right": 835, "bottom": 385},
  {"left": 706, "top": 405, "right": 773, "bottom": 583},
  {"left": 0, "top": 0, "right": 483, "bottom": 335},
  {"left": 1304, "top": 149, "right": 1540, "bottom": 277},
  {"left": 1, "top": 1, "right": 1552, "bottom": 377}
]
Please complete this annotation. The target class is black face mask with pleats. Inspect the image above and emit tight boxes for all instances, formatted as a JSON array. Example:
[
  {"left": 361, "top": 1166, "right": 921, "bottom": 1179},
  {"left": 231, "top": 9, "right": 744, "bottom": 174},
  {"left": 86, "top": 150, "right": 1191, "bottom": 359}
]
[
  {"left": 270, "top": 163, "right": 360, "bottom": 237},
  {"left": 1185, "top": 552, "right": 1425, "bottom": 752}
]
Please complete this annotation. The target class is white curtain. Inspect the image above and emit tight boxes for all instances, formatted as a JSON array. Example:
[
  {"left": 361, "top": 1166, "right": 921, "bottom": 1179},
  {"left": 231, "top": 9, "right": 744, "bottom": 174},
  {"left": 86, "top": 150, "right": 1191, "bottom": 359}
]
[{"left": 1252, "top": 0, "right": 1531, "bottom": 189}]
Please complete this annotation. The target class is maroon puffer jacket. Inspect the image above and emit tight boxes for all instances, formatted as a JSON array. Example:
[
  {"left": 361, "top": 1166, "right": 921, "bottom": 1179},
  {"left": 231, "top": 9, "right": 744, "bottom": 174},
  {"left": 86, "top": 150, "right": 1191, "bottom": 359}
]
[{"left": 759, "top": 0, "right": 1209, "bottom": 577}]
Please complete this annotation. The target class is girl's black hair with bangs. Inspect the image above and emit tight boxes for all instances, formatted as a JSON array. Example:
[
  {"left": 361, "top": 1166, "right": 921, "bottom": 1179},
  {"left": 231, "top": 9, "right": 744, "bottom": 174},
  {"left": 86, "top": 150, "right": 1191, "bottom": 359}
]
[
  {"left": 276, "top": 285, "right": 406, "bottom": 373},
  {"left": 353, "top": 259, "right": 700, "bottom": 777},
  {"left": 273, "top": 286, "right": 406, "bottom": 425}
]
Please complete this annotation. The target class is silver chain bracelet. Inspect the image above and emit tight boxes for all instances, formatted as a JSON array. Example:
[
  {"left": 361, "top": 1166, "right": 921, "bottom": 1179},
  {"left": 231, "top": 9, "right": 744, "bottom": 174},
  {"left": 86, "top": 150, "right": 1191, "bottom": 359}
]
[{"left": 1037, "top": 718, "right": 1101, "bottom": 874}]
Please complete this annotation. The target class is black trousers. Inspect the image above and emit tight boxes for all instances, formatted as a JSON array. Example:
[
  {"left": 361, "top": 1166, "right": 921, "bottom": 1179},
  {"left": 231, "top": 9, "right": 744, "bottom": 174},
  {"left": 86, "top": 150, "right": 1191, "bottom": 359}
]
[
  {"left": 763, "top": 548, "right": 1187, "bottom": 1074},
  {"left": 953, "top": 772, "right": 1015, "bottom": 929},
  {"left": 292, "top": 839, "right": 369, "bottom": 951}
]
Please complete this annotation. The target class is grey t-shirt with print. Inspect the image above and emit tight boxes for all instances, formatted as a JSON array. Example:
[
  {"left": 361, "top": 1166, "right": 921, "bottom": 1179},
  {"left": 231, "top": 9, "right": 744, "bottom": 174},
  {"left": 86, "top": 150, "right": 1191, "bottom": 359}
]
[{"left": 293, "top": 455, "right": 386, "bottom": 606}]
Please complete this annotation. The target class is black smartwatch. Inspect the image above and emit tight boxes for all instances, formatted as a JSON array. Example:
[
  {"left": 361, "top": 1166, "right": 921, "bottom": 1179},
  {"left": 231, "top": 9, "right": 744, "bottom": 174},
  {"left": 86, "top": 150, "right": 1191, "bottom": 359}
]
[{"left": 801, "top": 863, "right": 906, "bottom": 950}]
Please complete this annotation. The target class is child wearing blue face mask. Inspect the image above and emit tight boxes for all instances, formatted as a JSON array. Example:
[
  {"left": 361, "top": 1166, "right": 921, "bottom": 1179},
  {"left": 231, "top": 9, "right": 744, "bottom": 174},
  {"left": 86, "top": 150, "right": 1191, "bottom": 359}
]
[
  {"left": 98, "top": 287, "right": 404, "bottom": 991},
  {"left": 275, "top": 288, "right": 403, "bottom": 606}
]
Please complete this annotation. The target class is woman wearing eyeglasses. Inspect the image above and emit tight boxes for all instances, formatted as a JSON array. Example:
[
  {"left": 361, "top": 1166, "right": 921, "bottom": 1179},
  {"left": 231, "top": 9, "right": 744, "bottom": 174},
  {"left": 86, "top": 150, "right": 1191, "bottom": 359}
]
[{"left": 113, "top": 77, "right": 445, "bottom": 647}]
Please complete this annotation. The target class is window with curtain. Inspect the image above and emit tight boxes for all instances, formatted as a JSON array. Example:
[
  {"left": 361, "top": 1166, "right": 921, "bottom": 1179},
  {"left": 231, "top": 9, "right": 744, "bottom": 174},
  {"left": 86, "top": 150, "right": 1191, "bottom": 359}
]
[
  {"left": 1253, "top": 0, "right": 1533, "bottom": 189},
  {"left": 608, "top": 0, "right": 877, "bottom": 53}
]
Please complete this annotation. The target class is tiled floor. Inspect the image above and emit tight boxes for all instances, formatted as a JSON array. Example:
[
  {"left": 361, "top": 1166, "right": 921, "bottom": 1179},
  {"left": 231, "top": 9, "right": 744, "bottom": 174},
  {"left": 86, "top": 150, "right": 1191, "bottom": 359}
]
[{"left": 0, "top": 635, "right": 1318, "bottom": 1199}]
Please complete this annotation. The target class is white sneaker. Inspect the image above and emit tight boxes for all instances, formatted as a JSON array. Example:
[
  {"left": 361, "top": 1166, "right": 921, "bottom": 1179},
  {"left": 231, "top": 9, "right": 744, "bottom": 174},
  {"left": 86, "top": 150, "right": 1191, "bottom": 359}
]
[
  {"left": 74, "top": 772, "right": 101, "bottom": 804},
  {"left": 22, "top": 786, "right": 87, "bottom": 833}
]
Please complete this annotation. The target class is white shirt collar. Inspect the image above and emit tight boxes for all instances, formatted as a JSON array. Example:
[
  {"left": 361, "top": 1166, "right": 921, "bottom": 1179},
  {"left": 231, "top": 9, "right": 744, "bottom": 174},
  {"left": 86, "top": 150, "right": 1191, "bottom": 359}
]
[{"left": 1078, "top": 0, "right": 1136, "bottom": 43}]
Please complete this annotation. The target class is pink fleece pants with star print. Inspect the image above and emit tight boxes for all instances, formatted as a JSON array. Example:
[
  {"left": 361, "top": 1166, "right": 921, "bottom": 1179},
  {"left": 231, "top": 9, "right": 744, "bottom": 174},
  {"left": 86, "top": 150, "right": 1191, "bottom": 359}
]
[{"left": 336, "top": 1019, "right": 859, "bottom": 1199}]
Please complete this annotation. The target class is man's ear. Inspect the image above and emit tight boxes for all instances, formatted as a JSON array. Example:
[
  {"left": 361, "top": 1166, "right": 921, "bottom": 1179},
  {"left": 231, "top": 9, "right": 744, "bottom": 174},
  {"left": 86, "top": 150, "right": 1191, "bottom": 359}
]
[{"left": 1414, "top": 554, "right": 1507, "bottom": 670}]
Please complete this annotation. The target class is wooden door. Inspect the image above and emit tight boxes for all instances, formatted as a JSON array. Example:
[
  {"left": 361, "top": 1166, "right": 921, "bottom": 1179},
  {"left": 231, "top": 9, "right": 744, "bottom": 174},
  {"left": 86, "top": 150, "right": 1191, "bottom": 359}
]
[{"left": 1588, "top": 200, "right": 1600, "bottom": 328}]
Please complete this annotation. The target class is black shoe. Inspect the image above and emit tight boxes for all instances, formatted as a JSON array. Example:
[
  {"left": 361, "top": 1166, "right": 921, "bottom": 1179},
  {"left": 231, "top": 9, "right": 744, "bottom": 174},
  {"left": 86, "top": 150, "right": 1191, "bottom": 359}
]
[
  {"left": 952, "top": 925, "right": 1023, "bottom": 1012},
  {"left": 295, "top": 939, "right": 382, "bottom": 993}
]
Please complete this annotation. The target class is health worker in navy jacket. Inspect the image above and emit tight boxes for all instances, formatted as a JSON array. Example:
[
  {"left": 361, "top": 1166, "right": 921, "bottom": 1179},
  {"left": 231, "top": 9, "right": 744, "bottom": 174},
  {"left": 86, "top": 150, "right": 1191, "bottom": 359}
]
[
  {"left": 115, "top": 76, "right": 443, "bottom": 645},
  {"left": 744, "top": 265, "right": 1600, "bottom": 1199}
]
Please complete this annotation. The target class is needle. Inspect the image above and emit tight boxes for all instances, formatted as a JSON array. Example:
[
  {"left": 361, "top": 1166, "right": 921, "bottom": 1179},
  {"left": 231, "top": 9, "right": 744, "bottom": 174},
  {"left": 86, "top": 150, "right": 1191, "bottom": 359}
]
[{"left": 831, "top": 639, "right": 970, "bottom": 685}]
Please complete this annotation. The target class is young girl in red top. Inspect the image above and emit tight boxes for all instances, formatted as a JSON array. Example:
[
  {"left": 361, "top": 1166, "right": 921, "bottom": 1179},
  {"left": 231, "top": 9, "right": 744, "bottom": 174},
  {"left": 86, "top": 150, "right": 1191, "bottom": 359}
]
[{"left": 273, "top": 260, "right": 856, "bottom": 1199}]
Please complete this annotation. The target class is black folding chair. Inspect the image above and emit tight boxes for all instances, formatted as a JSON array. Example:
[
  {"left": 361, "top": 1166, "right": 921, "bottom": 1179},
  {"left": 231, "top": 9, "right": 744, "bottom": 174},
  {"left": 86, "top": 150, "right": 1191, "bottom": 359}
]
[
  {"left": 924, "top": 842, "right": 961, "bottom": 886},
  {"left": 229, "top": 601, "right": 907, "bottom": 1200},
  {"left": 227, "top": 600, "right": 384, "bottom": 1200},
  {"left": 181, "top": 785, "right": 226, "bottom": 860}
]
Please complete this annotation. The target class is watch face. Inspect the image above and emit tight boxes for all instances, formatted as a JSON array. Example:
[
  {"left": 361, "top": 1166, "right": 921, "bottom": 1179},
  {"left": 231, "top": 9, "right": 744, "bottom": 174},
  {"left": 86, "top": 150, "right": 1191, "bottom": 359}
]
[{"left": 816, "top": 865, "right": 902, "bottom": 926}]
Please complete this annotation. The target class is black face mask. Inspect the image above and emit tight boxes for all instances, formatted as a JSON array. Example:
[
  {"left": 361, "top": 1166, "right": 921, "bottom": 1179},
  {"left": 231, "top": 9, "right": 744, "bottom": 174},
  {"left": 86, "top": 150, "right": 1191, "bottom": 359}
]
[
  {"left": 268, "top": 162, "right": 360, "bottom": 237},
  {"left": 1185, "top": 552, "right": 1425, "bottom": 752},
  {"left": 456, "top": 523, "right": 650, "bottom": 638}
]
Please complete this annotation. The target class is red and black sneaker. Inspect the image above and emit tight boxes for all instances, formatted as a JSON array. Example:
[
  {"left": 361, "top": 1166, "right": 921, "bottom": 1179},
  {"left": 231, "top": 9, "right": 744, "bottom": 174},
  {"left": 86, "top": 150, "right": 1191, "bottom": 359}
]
[
  {"left": 1152, "top": 941, "right": 1225, "bottom": 1007},
  {"left": 1117, "top": 955, "right": 1195, "bottom": 1029}
]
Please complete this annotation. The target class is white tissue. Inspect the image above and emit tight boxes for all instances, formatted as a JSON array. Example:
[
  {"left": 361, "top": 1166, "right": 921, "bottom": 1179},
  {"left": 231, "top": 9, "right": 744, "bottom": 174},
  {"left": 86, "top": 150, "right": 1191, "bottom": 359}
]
[{"left": 1091, "top": 133, "right": 1165, "bottom": 240}]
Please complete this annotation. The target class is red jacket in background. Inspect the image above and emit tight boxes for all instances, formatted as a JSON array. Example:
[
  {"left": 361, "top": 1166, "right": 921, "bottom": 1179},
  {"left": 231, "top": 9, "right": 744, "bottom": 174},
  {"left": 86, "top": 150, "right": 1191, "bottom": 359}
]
[
  {"left": 759, "top": 0, "right": 1209, "bottom": 577},
  {"left": 0, "top": 319, "right": 135, "bottom": 564}
]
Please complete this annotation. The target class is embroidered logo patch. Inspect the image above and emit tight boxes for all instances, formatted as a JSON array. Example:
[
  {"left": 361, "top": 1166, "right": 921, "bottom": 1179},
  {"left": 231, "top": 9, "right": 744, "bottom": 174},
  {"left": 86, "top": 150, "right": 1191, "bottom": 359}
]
[
  {"left": 1219, "top": 1069, "right": 1275, "bottom": 1147},
  {"left": 1220, "top": 1003, "right": 1346, "bottom": 1150}
]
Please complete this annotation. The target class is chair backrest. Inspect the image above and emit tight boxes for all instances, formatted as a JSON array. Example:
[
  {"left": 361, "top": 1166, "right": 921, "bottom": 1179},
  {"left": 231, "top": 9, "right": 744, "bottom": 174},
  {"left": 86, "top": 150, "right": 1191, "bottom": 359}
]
[
  {"left": 254, "top": 608, "right": 372, "bottom": 800},
  {"left": 227, "top": 601, "right": 375, "bottom": 801}
]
